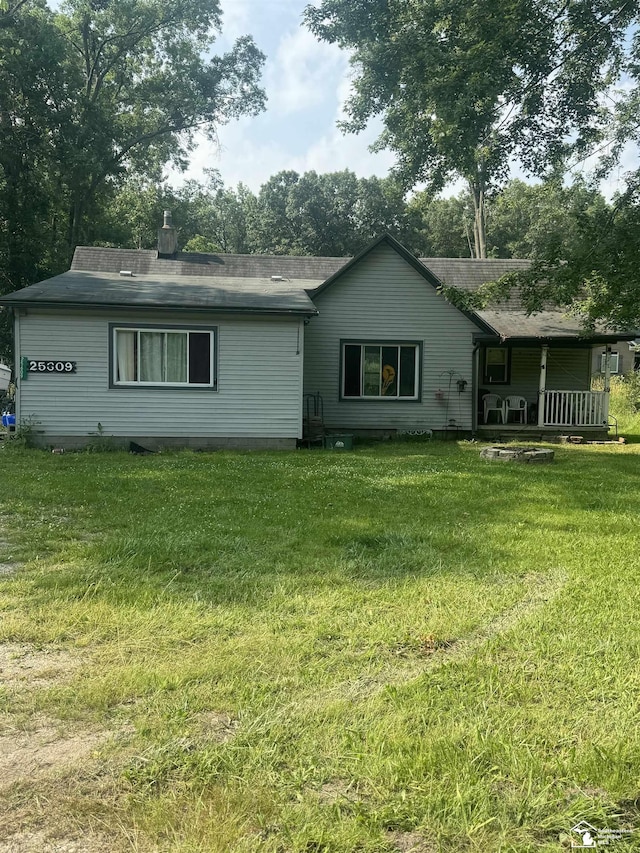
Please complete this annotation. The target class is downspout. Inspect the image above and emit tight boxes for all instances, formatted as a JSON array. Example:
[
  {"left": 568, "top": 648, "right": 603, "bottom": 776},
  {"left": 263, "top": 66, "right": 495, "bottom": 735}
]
[{"left": 603, "top": 345, "right": 612, "bottom": 393}]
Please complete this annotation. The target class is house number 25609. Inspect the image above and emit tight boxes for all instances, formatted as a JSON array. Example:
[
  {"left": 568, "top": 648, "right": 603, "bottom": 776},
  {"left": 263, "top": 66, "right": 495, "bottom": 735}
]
[{"left": 28, "top": 360, "right": 76, "bottom": 373}]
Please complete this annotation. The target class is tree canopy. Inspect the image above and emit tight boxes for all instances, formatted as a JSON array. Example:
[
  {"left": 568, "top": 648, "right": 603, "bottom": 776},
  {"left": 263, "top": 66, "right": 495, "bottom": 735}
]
[
  {"left": 304, "top": 0, "right": 638, "bottom": 260},
  {"left": 0, "top": 0, "right": 265, "bottom": 289}
]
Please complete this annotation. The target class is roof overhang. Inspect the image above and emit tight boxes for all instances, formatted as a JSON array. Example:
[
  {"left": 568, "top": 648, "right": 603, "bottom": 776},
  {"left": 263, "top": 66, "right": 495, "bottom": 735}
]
[{"left": 472, "top": 332, "right": 636, "bottom": 347}]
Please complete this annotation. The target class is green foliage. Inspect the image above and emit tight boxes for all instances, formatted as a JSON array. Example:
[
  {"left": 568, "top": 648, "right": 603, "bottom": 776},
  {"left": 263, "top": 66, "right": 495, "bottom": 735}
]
[
  {"left": 607, "top": 374, "right": 640, "bottom": 436},
  {"left": 248, "top": 169, "right": 411, "bottom": 255},
  {"left": 305, "top": 0, "right": 638, "bottom": 258},
  {"left": 0, "top": 0, "right": 266, "bottom": 355},
  {"left": 2, "top": 414, "right": 39, "bottom": 450},
  {"left": 406, "top": 192, "right": 474, "bottom": 257}
]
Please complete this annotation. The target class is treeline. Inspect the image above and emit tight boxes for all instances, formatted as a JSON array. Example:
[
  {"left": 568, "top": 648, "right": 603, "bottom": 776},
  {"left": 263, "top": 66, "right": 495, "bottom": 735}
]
[
  {"left": 1, "top": 0, "right": 637, "bottom": 361},
  {"left": 90, "top": 170, "right": 609, "bottom": 262}
]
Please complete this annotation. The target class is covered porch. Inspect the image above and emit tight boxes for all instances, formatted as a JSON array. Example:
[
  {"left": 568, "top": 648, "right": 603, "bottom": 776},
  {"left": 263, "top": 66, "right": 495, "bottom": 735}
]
[{"left": 474, "top": 341, "right": 614, "bottom": 437}]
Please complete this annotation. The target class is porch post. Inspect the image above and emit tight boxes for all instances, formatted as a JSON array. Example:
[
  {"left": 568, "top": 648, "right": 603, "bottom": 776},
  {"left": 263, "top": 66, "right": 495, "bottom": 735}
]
[
  {"left": 538, "top": 345, "right": 548, "bottom": 427},
  {"left": 603, "top": 344, "right": 612, "bottom": 425},
  {"left": 603, "top": 345, "right": 612, "bottom": 393},
  {"left": 472, "top": 345, "right": 480, "bottom": 432}
]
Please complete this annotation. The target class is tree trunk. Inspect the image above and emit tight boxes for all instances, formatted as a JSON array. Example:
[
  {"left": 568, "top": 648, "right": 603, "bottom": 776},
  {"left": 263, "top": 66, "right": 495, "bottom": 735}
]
[{"left": 468, "top": 178, "right": 487, "bottom": 259}]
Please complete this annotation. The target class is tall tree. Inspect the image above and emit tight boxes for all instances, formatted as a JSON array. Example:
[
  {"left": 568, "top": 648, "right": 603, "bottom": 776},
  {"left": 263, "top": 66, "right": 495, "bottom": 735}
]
[
  {"left": 305, "top": 0, "right": 637, "bottom": 259},
  {"left": 0, "top": 0, "right": 265, "bottom": 358},
  {"left": 54, "top": 0, "right": 265, "bottom": 254}
]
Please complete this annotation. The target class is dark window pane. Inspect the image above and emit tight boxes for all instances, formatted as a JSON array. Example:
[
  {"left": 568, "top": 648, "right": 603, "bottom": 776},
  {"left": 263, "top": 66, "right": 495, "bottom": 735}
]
[
  {"left": 363, "top": 345, "right": 381, "bottom": 396},
  {"left": 399, "top": 346, "right": 417, "bottom": 396},
  {"left": 343, "top": 345, "right": 361, "bottom": 396},
  {"left": 485, "top": 347, "right": 508, "bottom": 383},
  {"left": 189, "top": 333, "right": 211, "bottom": 384},
  {"left": 381, "top": 346, "right": 398, "bottom": 396}
]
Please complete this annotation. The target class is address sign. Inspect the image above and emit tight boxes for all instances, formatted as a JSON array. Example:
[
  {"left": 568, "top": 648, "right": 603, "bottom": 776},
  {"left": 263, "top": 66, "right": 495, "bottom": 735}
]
[{"left": 28, "top": 360, "right": 77, "bottom": 374}]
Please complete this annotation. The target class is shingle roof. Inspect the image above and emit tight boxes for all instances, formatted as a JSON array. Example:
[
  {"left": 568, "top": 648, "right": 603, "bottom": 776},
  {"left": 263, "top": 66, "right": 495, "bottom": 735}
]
[
  {"left": 419, "top": 257, "right": 531, "bottom": 291},
  {"left": 419, "top": 256, "right": 627, "bottom": 340},
  {"left": 71, "top": 246, "right": 349, "bottom": 281},
  {"left": 0, "top": 270, "right": 319, "bottom": 315},
  {"left": 0, "top": 242, "right": 630, "bottom": 341}
]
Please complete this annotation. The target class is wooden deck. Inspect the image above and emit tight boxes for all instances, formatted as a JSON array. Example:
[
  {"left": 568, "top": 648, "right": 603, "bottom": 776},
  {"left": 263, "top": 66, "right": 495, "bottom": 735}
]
[{"left": 476, "top": 423, "right": 611, "bottom": 441}]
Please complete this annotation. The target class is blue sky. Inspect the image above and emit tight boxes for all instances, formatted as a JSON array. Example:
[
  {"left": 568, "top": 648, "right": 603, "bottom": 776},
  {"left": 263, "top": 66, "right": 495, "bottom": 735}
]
[
  {"left": 175, "top": 0, "right": 635, "bottom": 198},
  {"left": 176, "top": 0, "right": 396, "bottom": 192}
]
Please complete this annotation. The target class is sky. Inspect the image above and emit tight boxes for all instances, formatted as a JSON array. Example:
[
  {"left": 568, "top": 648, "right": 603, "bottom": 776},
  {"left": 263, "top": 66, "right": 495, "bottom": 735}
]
[
  {"left": 173, "top": 0, "right": 397, "bottom": 192},
  {"left": 171, "top": 0, "right": 636, "bottom": 199}
]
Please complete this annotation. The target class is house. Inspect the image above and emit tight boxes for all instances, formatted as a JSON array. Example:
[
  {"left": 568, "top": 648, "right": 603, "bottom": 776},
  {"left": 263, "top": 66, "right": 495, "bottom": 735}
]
[
  {"left": 0, "top": 224, "right": 632, "bottom": 449},
  {"left": 591, "top": 338, "right": 640, "bottom": 377}
]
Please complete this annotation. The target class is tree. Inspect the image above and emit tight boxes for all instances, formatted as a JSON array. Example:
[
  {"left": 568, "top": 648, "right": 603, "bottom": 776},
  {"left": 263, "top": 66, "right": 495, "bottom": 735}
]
[
  {"left": 53, "top": 0, "right": 265, "bottom": 254},
  {"left": 473, "top": 184, "right": 640, "bottom": 331},
  {"left": 0, "top": 3, "right": 71, "bottom": 289},
  {"left": 249, "top": 169, "right": 410, "bottom": 255},
  {"left": 406, "top": 193, "right": 475, "bottom": 258},
  {"left": 486, "top": 180, "right": 608, "bottom": 260},
  {"left": 0, "top": 0, "right": 265, "bottom": 271},
  {"left": 305, "top": 0, "right": 637, "bottom": 258},
  {"left": 172, "top": 172, "right": 254, "bottom": 254}
]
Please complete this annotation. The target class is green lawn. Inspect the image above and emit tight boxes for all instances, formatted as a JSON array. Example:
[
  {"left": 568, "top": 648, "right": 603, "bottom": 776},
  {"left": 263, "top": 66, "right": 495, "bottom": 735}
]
[{"left": 1, "top": 438, "right": 640, "bottom": 852}]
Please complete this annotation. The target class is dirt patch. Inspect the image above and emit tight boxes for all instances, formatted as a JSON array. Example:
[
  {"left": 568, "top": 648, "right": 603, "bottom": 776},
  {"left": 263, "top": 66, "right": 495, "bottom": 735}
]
[
  {"left": 385, "top": 830, "right": 436, "bottom": 852},
  {"left": 314, "top": 778, "right": 362, "bottom": 805},
  {"left": 0, "top": 721, "right": 108, "bottom": 789},
  {"left": 0, "top": 828, "right": 115, "bottom": 853},
  {"left": 0, "top": 643, "right": 81, "bottom": 687},
  {"left": 0, "top": 562, "right": 20, "bottom": 576},
  {"left": 195, "top": 710, "right": 238, "bottom": 743}
]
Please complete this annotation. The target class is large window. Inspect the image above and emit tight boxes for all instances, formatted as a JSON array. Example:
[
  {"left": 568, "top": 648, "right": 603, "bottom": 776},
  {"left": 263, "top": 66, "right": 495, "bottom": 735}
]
[
  {"left": 112, "top": 326, "right": 216, "bottom": 388},
  {"left": 342, "top": 342, "right": 421, "bottom": 399}
]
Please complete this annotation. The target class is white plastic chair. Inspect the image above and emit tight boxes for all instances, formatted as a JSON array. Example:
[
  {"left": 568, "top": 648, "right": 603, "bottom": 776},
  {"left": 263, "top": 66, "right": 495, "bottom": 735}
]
[
  {"left": 483, "top": 393, "right": 503, "bottom": 424},
  {"left": 504, "top": 395, "right": 527, "bottom": 424}
]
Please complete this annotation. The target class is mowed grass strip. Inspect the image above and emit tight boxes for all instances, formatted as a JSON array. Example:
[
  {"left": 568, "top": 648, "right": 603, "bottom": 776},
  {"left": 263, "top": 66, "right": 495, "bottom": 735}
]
[{"left": 0, "top": 441, "right": 639, "bottom": 852}]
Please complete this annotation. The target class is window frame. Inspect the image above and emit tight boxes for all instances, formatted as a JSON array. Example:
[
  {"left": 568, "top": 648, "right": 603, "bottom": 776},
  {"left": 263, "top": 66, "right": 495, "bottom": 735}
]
[
  {"left": 482, "top": 346, "right": 511, "bottom": 385},
  {"left": 339, "top": 339, "right": 422, "bottom": 402},
  {"left": 600, "top": 351, "right": 619, "bottom": 374},
  {"left": 109, "top": 323, "right": 217, "bottom": 390}
]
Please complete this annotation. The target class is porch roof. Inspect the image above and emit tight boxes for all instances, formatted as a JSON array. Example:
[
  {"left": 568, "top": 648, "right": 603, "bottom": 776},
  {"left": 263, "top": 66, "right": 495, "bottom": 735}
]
[
  {"left": 419, "top": 257, "right": 633, "bottom": 344},
  {"left": 471, "top": 309, "right": 632, "bottom": 344}
]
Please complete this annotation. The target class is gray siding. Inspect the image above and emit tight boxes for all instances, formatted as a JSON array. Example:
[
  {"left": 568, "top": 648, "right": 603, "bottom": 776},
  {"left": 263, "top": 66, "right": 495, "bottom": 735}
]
[
  {"left": 304, "top": 243, "right": 479, "bottom": 431},
  {"left": 591, "top": 342, "right": 637, "bottom": 377},
  {"left": 16, "top": 309, "right": 303, "bottom": 440}
]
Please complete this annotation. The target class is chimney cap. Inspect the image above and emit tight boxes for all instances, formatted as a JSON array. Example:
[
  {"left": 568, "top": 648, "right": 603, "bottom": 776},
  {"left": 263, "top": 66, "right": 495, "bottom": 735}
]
[{"left": 162, "top": 209, "right": 173, "bottom": 229}]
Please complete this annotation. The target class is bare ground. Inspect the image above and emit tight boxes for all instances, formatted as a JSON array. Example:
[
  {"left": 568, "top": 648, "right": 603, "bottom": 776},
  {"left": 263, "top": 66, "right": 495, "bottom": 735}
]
[{"left": 0, "top": 643, "right": 138, "bottom": 853}]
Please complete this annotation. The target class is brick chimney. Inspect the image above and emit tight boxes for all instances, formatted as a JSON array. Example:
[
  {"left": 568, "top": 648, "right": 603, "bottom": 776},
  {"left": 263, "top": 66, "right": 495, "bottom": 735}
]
[{"left": 157, "top": 210, "right": 178, "bottom": 258}]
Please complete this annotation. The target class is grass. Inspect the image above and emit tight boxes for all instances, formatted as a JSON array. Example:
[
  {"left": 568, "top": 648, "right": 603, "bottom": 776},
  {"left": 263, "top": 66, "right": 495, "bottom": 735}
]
[
  {"left": 607, "top": 373, "right": 640, "bottom": 438},
  {"left": 1, "top": 433, "right": 640, "bottom": 852}
]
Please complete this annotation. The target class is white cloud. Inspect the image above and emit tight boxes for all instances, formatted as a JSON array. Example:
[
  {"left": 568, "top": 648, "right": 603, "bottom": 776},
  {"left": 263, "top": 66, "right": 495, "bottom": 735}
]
[
  {"left": 266, "top": 27, "right": 347, "bottom": 116},
  {"left": 218, "top": 0, "right": 253, "bottom": 40},
  {"left": 170, "top": 47, "right": 397, "bottom": 191}
]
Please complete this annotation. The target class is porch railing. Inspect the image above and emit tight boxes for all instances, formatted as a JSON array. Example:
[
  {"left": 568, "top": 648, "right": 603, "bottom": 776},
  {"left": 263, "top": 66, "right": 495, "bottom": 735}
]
[{"left": 543, "top": 390, "right": 609, "bottom": 427}]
